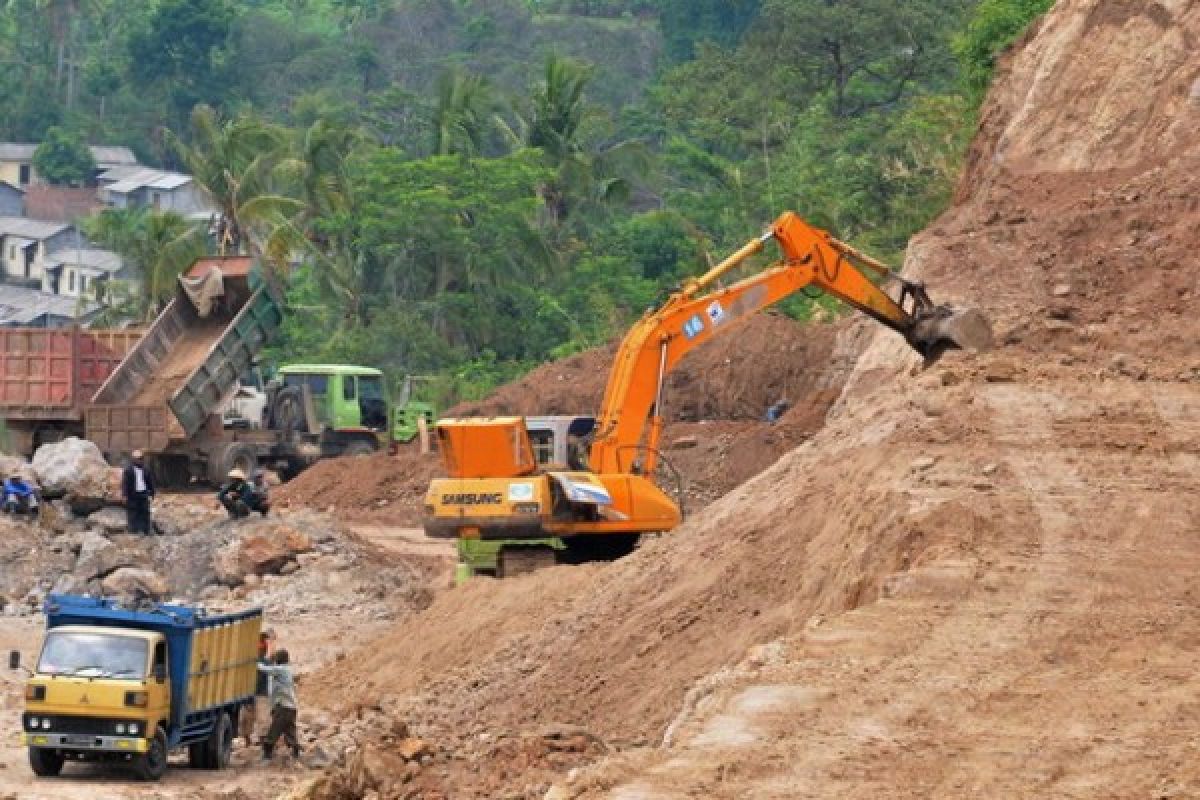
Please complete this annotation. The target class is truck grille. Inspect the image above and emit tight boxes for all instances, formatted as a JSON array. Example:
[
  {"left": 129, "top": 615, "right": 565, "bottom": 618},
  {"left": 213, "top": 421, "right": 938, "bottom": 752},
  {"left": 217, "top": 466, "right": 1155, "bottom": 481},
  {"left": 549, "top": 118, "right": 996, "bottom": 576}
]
[{"left": 23, "top": 714, "right": 126, "bottom": 735}]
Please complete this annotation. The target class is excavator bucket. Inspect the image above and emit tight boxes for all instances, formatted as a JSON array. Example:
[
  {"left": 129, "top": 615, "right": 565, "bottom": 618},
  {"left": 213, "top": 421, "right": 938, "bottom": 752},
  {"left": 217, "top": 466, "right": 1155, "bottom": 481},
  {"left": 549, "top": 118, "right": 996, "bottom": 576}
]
[{"left": 908, "top": 306, "right": 994, "bottom": 358}]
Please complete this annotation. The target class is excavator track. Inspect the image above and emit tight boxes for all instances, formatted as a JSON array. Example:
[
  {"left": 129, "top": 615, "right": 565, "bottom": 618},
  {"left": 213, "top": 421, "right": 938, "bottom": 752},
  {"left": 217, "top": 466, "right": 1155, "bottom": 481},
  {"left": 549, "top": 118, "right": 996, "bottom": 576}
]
[{"left": 496, "top": 546, "right": 558, "bottom": 578}]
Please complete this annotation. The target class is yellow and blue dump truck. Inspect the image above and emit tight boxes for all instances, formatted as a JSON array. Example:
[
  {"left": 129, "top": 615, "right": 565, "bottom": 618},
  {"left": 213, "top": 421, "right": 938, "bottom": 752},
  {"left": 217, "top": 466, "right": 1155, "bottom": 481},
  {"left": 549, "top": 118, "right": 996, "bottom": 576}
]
[{"left": 11, "top": 594, "right": 262, "bottom": 781}]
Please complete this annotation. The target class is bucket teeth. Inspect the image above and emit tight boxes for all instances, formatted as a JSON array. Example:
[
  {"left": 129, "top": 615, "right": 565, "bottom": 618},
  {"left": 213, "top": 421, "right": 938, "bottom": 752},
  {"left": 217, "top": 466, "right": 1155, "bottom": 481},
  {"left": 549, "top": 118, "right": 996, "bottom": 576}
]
[{"left": 910, "top": 306, "right": 994, "bottom": 357}]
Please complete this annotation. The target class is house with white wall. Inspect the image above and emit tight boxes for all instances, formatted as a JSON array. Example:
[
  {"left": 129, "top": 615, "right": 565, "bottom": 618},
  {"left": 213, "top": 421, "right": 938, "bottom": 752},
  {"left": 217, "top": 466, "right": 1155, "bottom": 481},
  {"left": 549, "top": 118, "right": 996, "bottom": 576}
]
[{"left": 0, "top": 217, "right": 75, "bottom": 288}]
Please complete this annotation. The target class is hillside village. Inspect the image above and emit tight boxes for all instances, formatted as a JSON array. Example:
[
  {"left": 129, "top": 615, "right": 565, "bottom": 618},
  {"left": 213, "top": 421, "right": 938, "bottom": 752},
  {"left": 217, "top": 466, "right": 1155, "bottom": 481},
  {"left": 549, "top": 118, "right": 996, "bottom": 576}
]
[{"left": 0, "top": 142, "right": 213, "bottom": 327}]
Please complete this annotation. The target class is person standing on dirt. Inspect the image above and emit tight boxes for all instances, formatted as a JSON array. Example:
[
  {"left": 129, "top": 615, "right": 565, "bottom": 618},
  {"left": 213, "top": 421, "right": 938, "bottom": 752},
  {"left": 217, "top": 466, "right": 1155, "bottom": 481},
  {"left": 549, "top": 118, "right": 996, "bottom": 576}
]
[
  {"left": 242, "top": 630, "right": 274, "bottom": 745},
  {"left": 257, "top": 648, "right": 301, "bottom": 761},
  {"left": 121, "top": 450, "right": 156, "bottom": 535}
]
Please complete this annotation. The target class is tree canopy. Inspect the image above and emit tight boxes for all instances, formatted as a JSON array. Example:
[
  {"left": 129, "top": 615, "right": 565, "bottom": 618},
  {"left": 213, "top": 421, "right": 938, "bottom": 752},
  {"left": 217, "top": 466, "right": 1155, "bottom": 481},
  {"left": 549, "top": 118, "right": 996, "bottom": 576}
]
[{"left": 0, "top": 0, "right": 1052, "bottom": 404}]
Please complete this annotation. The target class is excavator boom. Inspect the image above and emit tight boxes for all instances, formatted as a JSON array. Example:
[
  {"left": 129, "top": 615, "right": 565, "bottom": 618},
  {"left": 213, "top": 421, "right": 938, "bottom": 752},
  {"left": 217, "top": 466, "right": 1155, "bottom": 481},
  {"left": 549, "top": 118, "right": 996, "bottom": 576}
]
[
  {"left": 589, "top": 211, "right": 991, "bottom": 474},
  {"left": 425, "top": 211, "right": 991, "bottom": 579}
]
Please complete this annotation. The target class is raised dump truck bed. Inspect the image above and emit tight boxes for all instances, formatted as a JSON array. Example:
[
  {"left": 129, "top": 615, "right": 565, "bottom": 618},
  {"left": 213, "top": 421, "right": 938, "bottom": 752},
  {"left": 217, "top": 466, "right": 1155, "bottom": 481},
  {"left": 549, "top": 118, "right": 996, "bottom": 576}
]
[
  {"left": 87, "top": 257, "right": 283, "bottom": 474},
  {"left": 0, "top": 328, "right": 143, "bottom": 455}
]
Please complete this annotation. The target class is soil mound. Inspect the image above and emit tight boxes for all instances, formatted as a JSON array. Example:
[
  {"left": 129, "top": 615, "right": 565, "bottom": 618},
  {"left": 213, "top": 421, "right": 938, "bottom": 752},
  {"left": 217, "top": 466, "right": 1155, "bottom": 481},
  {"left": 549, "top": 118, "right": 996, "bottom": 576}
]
[
  {"left": 450, "top": 313, "right": 847, "bottom": 422},
  {"left": 274, "top": 447, "right": 443, "bottom": 525}
]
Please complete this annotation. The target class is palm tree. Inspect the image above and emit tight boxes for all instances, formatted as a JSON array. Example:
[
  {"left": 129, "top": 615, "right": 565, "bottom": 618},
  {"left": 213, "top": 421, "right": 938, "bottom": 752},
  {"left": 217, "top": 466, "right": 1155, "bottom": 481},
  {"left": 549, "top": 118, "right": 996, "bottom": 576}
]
[
  {"left": 83, "top": 207, "right": 207, "bottom": 320},
  {"left": 504, "top": 55, "right": 650, "bottom": 228},
  {"left": 166, "top": 105, "right": 302, "bottom": 271},
  {"left": 431, "top": 68, "right": 497, "bottom": 157}
]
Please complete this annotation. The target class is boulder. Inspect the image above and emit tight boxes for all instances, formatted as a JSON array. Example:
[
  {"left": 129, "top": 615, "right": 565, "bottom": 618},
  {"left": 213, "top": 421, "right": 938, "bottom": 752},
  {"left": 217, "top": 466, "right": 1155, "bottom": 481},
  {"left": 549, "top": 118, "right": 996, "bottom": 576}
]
[
  {"left": 101, "top": 567, "right": 168, "bottom": 600},
  {"left": 87, "top": 508, "right": 128, "bottom": 535},
  {"left": 74, "top": 532, "right": 143, "bottom": 582},
  {"left": 31, "top": 438, "right": 113, "bottom": 511},
  {"left": 213, "top": 523, "right": 314, "bottom": 585},
  {"left": 0, "top": 455, "right": 39, "bottom": 488},
  {"left": 346, "top": 743, "right": 410, "bottom": 795}
]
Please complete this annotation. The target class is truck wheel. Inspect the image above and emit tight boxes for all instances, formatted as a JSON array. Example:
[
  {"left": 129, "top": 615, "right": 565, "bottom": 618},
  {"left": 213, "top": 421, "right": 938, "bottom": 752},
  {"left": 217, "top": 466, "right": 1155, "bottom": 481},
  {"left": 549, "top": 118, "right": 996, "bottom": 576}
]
[
  {"left": 203, "top": 712, "right": 234, "bottom": 770},
  {"left": 134, "top": 730, "right": 168, "bottom": 781},
  {"left": 209, "top": 443, "right": 258, "bottom": 486},
  {"left": 28, "top": 747, "right": 64, "bottom": 777},
  {"left": 270, "top": 386, "right": 308, "bottom": 434}
]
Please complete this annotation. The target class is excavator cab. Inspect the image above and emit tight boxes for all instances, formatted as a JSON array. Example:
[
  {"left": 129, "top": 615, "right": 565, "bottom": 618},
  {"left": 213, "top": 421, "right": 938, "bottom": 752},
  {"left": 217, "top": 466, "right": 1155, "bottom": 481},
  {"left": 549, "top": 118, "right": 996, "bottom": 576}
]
[{"left": 526, "top": 416, "right": 595, "bottom": 471}]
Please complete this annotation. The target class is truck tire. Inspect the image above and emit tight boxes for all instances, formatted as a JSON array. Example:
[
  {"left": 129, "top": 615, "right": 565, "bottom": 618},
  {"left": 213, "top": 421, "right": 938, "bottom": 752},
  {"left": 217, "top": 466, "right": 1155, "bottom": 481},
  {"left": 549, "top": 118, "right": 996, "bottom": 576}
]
[
  {"left": 201, "top": 712, "right": 234, "bottom": 770},
  {"left": 209, "top": 442, "right": 258, "bottom": 486},
  {"left": 28, "top": 747, "right": 64, "bottom": 777},
  {"left": 270, "top": 386, "right": 308, "bottom": 434},
  {"left": 134, "top": 730, "right": 168, "bottom": 781}
]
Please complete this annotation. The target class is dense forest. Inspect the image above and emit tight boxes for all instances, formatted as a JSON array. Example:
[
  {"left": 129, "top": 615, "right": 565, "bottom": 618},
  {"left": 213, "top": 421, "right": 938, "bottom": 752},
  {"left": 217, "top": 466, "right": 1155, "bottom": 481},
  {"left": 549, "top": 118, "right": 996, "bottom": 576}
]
[{"left": 2, "top": 0, "right": 1053, "bottom": 402}]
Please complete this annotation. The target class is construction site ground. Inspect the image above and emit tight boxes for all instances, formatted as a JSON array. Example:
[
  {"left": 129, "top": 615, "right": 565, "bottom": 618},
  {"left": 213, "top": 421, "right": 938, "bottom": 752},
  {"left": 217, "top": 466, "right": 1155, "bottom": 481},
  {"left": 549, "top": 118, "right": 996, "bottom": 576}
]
[{"left": 3, "top": 2, "right": 1199, "bottom": 797}]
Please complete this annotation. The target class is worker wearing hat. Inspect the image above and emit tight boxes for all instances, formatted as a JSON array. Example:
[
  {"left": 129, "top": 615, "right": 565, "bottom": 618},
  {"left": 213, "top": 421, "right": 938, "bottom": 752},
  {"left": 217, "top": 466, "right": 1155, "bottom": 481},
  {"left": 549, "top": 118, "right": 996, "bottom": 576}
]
[
  {"left": 217, "top": 466, "right": 270, "bottom": 519},
  {"left": 120, "top": 450, "right": 156, "bottom": 535}
]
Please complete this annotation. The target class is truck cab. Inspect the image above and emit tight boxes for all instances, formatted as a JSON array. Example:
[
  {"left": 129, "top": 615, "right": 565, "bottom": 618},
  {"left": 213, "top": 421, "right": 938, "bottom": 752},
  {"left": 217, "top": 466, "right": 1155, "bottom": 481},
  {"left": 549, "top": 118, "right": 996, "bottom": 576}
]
[
  {"left": 14, "top": 595, "right": 261, "bottom": 781},
  {"left": 21, "top": 625, "right": 169, "bottom": 777}
]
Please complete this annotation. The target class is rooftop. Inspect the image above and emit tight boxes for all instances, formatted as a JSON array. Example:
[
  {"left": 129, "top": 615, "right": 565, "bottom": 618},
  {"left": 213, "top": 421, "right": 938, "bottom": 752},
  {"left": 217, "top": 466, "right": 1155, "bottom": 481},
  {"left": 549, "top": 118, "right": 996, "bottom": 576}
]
[
  {"left": 0, "top": 217, "right": 71, "bottom": 240},
  {"left": 0, "top": 143, "right": 137, "bottom": 167},
  {"left": 101, "top": 167, "right": 193, "bottom": 194},
  {"left": 44, "top": 248, "right": 123, "bottom": 273},
  {"left": 0, "top": 283, "right": 97, "bottom": 325}
]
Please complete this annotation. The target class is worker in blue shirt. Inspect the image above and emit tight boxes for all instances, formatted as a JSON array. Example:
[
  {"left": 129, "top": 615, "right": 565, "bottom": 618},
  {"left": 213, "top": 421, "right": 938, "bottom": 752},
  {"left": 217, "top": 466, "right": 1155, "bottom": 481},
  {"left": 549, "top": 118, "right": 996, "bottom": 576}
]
[{"left": 2, "top": 474, "right": 38, "bottom": 516}]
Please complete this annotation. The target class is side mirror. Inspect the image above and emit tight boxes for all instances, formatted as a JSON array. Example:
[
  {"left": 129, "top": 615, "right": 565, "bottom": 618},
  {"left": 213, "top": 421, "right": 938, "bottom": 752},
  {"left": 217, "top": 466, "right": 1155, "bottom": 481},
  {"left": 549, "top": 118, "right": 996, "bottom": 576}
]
[
  {"left": 8, "top": 650, "right": 19, "bottom": 670},
  {"left": 152, "top": 664, "right": 166, "bottom": 684}
]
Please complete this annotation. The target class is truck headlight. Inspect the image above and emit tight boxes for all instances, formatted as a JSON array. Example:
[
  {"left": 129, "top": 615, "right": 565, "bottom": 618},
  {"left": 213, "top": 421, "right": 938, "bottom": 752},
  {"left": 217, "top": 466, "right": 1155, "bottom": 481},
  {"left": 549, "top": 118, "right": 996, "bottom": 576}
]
[
  {"left": 115, "top": 723, "right": 125, "bottom": 734},
  {"left": 127, "top": 722, "right": 140, "bottom": 735},
  {"left": 39, "top": 718, "right": 51, "bottom": 730}
]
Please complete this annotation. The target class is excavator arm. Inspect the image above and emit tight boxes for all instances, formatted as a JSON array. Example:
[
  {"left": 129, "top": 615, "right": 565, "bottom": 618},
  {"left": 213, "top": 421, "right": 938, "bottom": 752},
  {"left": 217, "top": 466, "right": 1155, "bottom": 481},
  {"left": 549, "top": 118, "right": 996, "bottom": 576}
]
[{"left": 589, "top": 211, "right": 991, "bottom": 475}]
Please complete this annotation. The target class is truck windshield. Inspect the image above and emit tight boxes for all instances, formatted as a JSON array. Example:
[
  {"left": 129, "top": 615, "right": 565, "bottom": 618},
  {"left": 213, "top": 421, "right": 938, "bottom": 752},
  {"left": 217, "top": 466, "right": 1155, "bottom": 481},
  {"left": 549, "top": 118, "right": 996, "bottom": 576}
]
[
  {"left": 37, "top": 632, "right": 148, "bottom": 679},
  {"left": 359, "top": 376, "right": 384, "bottom": 401}
]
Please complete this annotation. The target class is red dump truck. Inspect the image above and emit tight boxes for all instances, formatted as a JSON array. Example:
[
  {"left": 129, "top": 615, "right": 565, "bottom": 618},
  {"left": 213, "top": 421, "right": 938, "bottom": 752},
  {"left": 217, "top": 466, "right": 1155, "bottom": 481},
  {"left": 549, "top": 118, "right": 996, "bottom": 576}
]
[{"left": 0, "top": 328, "right": 143, "bottom": 456}]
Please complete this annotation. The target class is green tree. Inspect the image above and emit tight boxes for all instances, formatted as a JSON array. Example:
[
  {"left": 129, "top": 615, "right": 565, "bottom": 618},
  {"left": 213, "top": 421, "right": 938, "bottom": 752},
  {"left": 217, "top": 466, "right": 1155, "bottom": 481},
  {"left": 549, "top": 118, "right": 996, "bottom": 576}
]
[
  {"left": 755, "top": 0, "right": 968, "bottom": 118},
  {"left": 355, "top": 148, "right": 554, "bottom": 353},
  {"left": 431, "top": 68, "right": 497, "bottom": 157},
  {"left": 955, "top": 0, "right": 1055, "bottom": 104},
  {"left": 506, "top": 55, "right": 649, "bottom": 228},
  {"left": 83, "top": 207, "right": 207, "bottom": 319},
  {"left": 167, "top": 105, "right": 300, "bottom": 268},
  {"left": 657, "top": 0, "right": 761, "bottom": 63},
  {"left": 33, "top": 126, "right": 96, "bottom": 186},
  {"left": 127, "top": 0, "right": 237, "bottom": 128}
]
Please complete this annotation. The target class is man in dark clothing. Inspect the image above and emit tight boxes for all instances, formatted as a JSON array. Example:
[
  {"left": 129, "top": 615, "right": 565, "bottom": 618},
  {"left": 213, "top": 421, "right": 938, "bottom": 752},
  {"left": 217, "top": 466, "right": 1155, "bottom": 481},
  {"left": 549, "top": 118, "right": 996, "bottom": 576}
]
[
  {"left": 121, "top": 450, "right": 155, "bottom": 534},
  {"left": 258, "top": 648, "right": 300, "bottom": 761},
  {"left": 217, "top": 468, "right": 269, "bottom": 519}
]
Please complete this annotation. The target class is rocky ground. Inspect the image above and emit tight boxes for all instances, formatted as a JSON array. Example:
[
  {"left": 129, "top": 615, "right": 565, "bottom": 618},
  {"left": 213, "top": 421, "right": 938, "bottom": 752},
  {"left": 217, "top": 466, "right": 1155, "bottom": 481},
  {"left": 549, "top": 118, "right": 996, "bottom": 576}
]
[{"left": 0, "top": 442, "right": 452, "bottom": 799}]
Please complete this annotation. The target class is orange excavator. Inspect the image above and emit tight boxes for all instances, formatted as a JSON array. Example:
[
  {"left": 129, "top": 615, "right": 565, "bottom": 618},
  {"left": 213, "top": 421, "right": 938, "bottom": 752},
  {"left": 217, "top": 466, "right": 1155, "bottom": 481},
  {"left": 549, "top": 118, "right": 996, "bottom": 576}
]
[{"left": 423, "top": 211, "right": 992, "bottom": 579}]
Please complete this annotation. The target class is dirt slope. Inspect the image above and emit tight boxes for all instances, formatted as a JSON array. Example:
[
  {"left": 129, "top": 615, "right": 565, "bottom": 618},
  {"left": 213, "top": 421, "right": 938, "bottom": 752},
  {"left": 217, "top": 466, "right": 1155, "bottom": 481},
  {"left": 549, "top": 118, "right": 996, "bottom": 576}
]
[{"left": 302, "top": 3, "right": 1200, "bottom": 797}]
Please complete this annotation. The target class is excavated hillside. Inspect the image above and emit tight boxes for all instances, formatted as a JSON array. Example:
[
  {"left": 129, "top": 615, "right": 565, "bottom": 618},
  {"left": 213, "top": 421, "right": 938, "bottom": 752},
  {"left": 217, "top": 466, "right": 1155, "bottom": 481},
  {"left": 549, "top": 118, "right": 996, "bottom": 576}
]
[{"left": 301, "top": 3, "right": 1200, "bottom": 797}]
